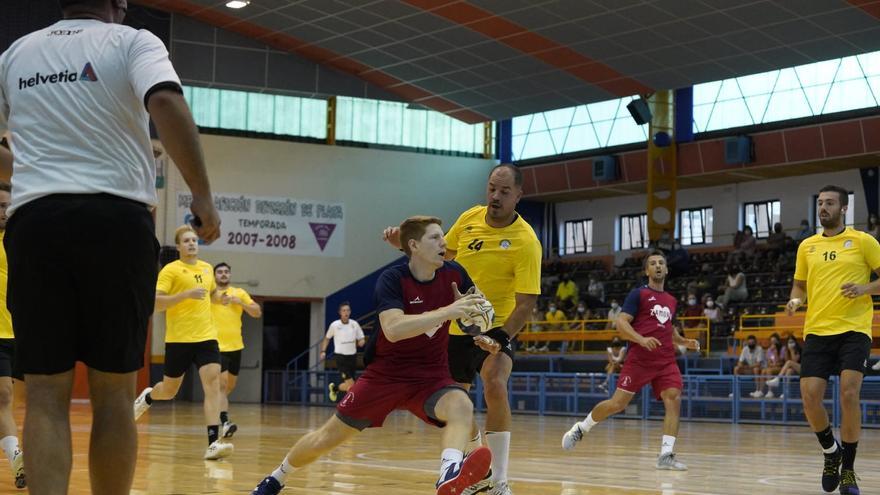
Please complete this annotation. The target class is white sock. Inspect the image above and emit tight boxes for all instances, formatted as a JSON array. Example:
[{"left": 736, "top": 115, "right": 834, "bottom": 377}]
[
  {"left": 467, "top": 431, "right": 482, "bottom": 453},
  {"left": 661, "top": 435, "right": 676, "bottom": 456},
  {"left": 823, "top": 442, "right": 839, "bottom": 454},
  {"left": 0, "top": 436, "right": 17, "bottom": 460},
  {"left": 270, "top": 458, "right": 294, "bottom": 484},
  {"left": 439, "top": 448, "right": 463, "bottom": 477},
  {"left": 579, "top": 412, "right": 598, "bottom": 432},
  {"left": 485, "top": 431, "right": 510, "bottom": 483}
]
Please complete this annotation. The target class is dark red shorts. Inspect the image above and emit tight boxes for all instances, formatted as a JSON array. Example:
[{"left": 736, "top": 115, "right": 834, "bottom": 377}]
[
  {"left": 617, "top": 358, "right": 682, "bottom": 400},
  {"left": 335, "top": 370, "right": 464, "bottom": 430}
]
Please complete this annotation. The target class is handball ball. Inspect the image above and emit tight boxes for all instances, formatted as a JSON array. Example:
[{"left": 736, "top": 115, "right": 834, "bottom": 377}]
[{"left": 458, "top": 300, "right": 495, "bottom": 336}]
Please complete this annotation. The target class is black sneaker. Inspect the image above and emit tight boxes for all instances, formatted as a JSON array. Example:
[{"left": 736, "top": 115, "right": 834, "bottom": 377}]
[
  {"left": 821, "top": 445, "right": 842, "bottom": 492},
  {"left": 839, "top": 469, "right": 860, "bottom": 495}
]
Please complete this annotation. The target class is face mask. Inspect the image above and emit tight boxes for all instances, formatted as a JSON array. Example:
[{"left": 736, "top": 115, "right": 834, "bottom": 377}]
[
  {"left": 549, "top": 307, "right": 556, "bottom": 313},
  {"left": 788, "top": 341, "right": 796, "bottom": 348},
  {"left": 706, "top": 301, "right": 714, "bottom": 308},
  {"left": 611, "top": 303, "right": 619, "bottom": 309},
  {"left": 577, "top": 306, "right": 585, "bottom": 313},
  {"left": 688, "top": 299, "right": 697, "bottom": 306}
]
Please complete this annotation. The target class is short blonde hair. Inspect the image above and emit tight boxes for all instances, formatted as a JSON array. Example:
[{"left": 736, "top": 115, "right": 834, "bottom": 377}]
[
  {"left": 399, "top": 216, "right": 442, "bottom": 257},
  {"left": 174, "top": 224, "right": 196, "bottom": 245}
]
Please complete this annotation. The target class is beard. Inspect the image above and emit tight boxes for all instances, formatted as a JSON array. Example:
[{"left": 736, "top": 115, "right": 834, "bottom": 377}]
[{"left": 819, "top": 211, "right": 842, "bottom": 229}]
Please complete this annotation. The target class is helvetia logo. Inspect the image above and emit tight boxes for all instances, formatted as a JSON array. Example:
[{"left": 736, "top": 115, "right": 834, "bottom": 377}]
[{"left": 18, "top": 62, "right": 97, "bottom": 90}]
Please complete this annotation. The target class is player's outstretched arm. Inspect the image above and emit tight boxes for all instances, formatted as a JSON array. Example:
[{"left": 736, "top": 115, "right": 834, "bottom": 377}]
[
  {"left": 242, "top": 301, "right": 262, "bottom": 318},
  {"left": 379, "top": 291, "right": 485, "bottom": 343},
  {"left": 501, "top": 292, "right": 538, "bottom": 338}
]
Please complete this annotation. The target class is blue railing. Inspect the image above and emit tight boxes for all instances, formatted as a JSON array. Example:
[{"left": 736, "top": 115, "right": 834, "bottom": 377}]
[{"left": 263, "top": 371, "right": 880, "bottom": 428}]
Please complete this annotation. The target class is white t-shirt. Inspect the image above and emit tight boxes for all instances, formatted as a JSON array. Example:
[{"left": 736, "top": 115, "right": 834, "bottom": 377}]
[
  {"left": 325, "top": 319, "right": 364, "bottom": 356},
  {"left": 0, "top": 19, "right": 181, "bottom": 214},
  {"left": 739, "top": 345, "right": 766, "bottom": 367}
]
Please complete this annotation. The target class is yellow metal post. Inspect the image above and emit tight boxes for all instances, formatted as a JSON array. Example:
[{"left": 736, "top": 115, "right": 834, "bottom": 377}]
[
  {"left": 483, "top": 122, "right": 493, "bottom": 159},
  {"left": 646, "top": 91, "right": 677, "bottom": 244},
  {"left": 326, "top": 96, "right": 336, "bottom": 145}
]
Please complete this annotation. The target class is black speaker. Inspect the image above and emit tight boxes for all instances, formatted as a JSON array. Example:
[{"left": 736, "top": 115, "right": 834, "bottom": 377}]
[
  {"left": 626, "top": 98, "right": 652, "bottom": 125},
  {"left": 593, "top": 155, "right": 619, "bottom": 181},
  {"left": 724, "top": 135, "right": 753, "bottom": 164}
]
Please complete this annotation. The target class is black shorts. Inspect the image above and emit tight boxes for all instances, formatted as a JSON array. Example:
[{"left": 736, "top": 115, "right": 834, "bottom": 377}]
[
  {"left": 447, "top": 327, "right": 516, "bottom": 385},
  {"left": 6, "top": 194, "right": 159, "bottom": 375},
  {"left": 220, "top": 350, "right": 242, "bottom": 375},
  {"left": 801, "top": 331, "right": 872, "bottom": 380},
  {"left": 0, "top": 339, "right": 22, "bottom": 381},
  {"left": 164, "top": 340, "right": 221, "bottom": 378},
  {"left": 335, "top": 353, "right": 357, "bottom": 381}
]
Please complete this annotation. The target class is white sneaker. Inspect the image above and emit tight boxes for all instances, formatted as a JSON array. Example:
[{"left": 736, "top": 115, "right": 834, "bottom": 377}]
[
  {"left": 728, "top": 392, "right": 734, "bottom": 398},
  {"left": 656, "top": 452, "right": 687, "bottom": 471},
  {"left": 204, "top": 441, "right": 234, "bottom": 460},
  {"left": 134, "top": 387, "right": 152, "bottom": 420},
  {"left": 764, "top": 390, "right": 775, "bottom": 399},
  {"left": 11, "top": 449, "right": 24, "bottom": 489},
  {"left": 872, "top": 361, "right": 880, "bottom": 371},
  {"left": 489, "top": 481, "right": 512, "bottom": 495},
  {"left": 749, "top": 390, "right": 764, "bottom": 398},
  {"left": 561, "top": 423, "right": 585, "bottom": 450},
  {"left": 766, "top": 376, "right": 781, "bottom": 387},
  {"left": 221, "top": 421, "right": 238, "bottom": 439}
]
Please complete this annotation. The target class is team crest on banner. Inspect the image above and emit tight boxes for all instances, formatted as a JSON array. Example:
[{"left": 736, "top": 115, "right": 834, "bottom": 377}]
[{"left": 309, "top": 223, "right": 337, "bottom": 251}]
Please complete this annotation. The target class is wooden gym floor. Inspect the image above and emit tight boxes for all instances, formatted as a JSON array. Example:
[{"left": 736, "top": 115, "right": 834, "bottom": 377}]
[{"left": 0, "top": 402, "right": 877, "bottom": 494}]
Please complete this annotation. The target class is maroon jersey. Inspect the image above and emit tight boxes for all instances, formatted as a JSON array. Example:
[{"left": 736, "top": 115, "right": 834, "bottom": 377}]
[
  {"left": 368, "top": 261, "right": 474, "bottom": 381},
  {"left": 620, "top": 285, "right": 678, "bottom": 365}
]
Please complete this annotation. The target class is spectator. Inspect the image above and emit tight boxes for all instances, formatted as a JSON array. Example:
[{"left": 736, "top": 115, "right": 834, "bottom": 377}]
[
  {"left": 605, "top": 298, "right": 622, "bottom": 329},
  {"left": 766, "top": 222, "right": 790, "bottom": 255},
  {"left": 584, "top": 276, "right": 605, "bottom": 308},
  {"left": 573, "top": 302, "right": 589, "bottom": 324},
  {"left": 653, "top": 229, "right": 674, "bottom": 253},
  {"left": 759, "top": 333, "right": 784, "bottom": 398},
  {"left": 686, "top": 269, "right": 714, "bottom": 299},
  {"left": 794, "top": 219, "right": 812, "bottom": 242},
  {"left": 728, "top": 225, "right": 757, "bottom": 263},
  {"left": 666, "top": 240, "right": 690, "bottom": 276},
  {"left": 867, "top": 213, "right": 880, "bottom": 241},
  {"left": 733, "top": 335, "right": 765, "bottom": 397},
  {"left": 541, "top": 301, "right": 567, "bottom": 352},
  {"left": 524, "top": 305, "right": 544, "bottom": 352},
  {"left": 598, "top": 337, "right": 626, "bottom": 392},
  {"left": 717, "top": 264, "right": 748, "bottom": 309},
  {"left": 765, "top": 335, "right": 802, "bottom": 394},
  {"left": 555, "top": 273, "right": 578, "bottom": 311},
  {"left": 682, "top": 293, "right": 704, "bottom": 328},
  {"left": 702, "top": 296, "right": 723, "bottom": 324}
]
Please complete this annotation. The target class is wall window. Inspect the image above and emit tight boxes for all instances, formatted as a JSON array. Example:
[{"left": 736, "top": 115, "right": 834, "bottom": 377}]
[
  {"left": 743, "top": 200, "right": 781, "bottom": 238},
  {"left": 813, "top": 192, "right": 855, "bottom": 232},
  {"left": 620, "top": 213, "right": 647, "bottom": 250},
  {"left": 562, "top": 219, "right": 593, "bottom": 255},
  {"left": 680, "top": 207, "right": 713, "bottom": 246}
]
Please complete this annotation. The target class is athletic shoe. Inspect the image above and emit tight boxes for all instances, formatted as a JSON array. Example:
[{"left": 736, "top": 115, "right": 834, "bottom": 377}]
[
  {"left": 656, "top": 453, "right": 687, "bottom": 471},
  {"left": 822, "top": 445, "right": 842, "bottom": 492},
  {"left": 840, "top": 469, "right": 860, "bottom": 495},
  {"left": 222, "top": 421, "right": 238, "bottom": 439},
  {"left": 561, "top": 423, "right": 585, "bottom": 450},
  {"left": 872, "top": 361, "right": 880, "bottom": 371},
  {"left": 11, "top": 449, "right": 24, "bottom": 489},
  {"left": 436, "top": 446, "right": 492, "bottom": 495},
  {"left": 489, "top": 481, "right": 512, "bottom": 495},
  {"left": 766, "top": 376, "right": 781, "bottom": 387},
  {"left": 133, "top": 387, "right": 152, "bottom": 420},
  {"left": 251, "top": 476, "right": 283, "bottom": 495},
  {"left": 462, "top": 468, "right": 493, "bottom": 494},
  {"left": 204, "top": 441, "right": 234, "bottom": 460},
  {"left": 749, "top": 390, "right": 764, "bottom": 398},
  {"left": 328, "top": 383, "right": 338, "bottom": 402},
  {"left": 764, "top": 390, "right": 775, "bottom": 399}
]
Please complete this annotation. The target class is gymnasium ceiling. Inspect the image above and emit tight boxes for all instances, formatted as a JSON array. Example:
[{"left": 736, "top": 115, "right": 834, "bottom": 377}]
[{"left": 132, "top": 0, "right": 880, "bottom": 123}]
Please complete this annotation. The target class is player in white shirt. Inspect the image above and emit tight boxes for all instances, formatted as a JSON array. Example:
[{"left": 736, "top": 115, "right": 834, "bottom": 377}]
[
  {"left": 0, "top": 0, "right": 220, "bottom": 493},
  {"left": 320, "top": 302, "right": 365, "bottom": 402}
]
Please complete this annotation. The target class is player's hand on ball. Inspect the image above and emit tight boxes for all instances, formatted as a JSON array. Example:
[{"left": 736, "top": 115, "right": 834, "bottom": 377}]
[
  {"left": 187, "top": 287, "right": 208, "bottom": 300},
  {"left": 382, "top": 226, "right": 401, "bottom": 249},
  {"left": 686, "top": 339, "right": 700, "bottom": 351},
  {"left": 785, "top": 298, "right": 802, "bottom": 315},
  {"left": 639, "top": 336, "right": 662, "bottom": 351},
  {"left": 190, "top": 194, "right": 221, "bottom": 244},
  {"left": 448, "top": 284, "right": 486, "bottom": 320},
  {"left": 474, "top": 335, "right": 501, "bottom": 354},
  {"left": 841, "top": 282, "right": 866, "bottom": 299}
]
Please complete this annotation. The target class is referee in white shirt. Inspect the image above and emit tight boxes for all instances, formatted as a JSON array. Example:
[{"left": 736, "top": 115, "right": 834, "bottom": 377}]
[
  {"left": 0, "top": 1, "right": 220, "bottom": 493},
  {"left": 320, "top": 302, "right": 365, "bottom": 402}
]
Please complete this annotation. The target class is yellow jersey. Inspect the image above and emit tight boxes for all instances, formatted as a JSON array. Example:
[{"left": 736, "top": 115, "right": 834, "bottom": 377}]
[
  {"left": 555, "top": 280, "right": 577, "bottom": 301},
  {"left": 446, "top": 205, "right": 542, "bottom": 335},
  {"left": 213, "top": 286, "right": 255, "bottom": 352},
  {"left": 157, "top": 259, "right": 217, "bottom": 343},
  {"left": 0, "top": 232, "right": 12, "bottom": 339},
  {"left": 795, "top": 227, "right": 880, "bottom": 338}
]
